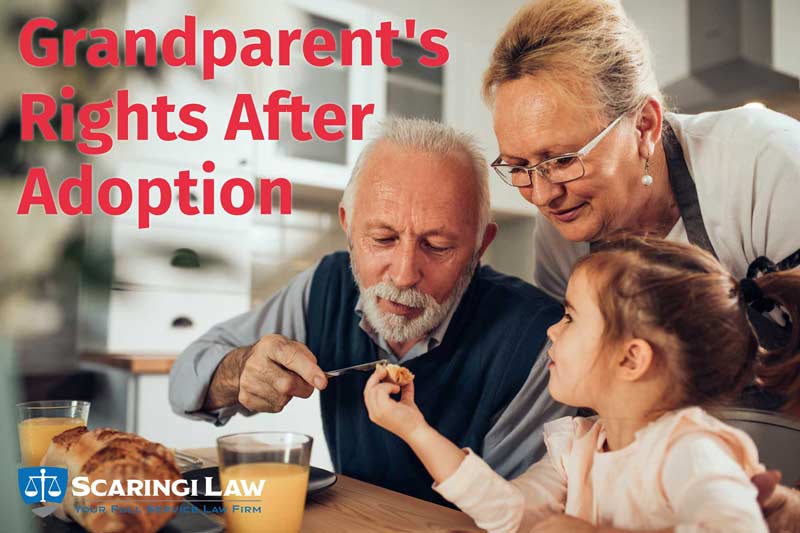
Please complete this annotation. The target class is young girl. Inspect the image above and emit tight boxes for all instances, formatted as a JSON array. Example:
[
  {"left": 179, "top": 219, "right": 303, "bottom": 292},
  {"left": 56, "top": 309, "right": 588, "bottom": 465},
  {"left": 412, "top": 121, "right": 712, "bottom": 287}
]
[{"left": 364, "top": 236, "right": 800, "bottom": 533}]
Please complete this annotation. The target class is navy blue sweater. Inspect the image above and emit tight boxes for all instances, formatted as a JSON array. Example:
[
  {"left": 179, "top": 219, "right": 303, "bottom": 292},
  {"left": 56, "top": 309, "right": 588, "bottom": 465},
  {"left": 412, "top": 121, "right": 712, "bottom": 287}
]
[{"left": 306, "top": 252, "right": 562, "bottom": 505}]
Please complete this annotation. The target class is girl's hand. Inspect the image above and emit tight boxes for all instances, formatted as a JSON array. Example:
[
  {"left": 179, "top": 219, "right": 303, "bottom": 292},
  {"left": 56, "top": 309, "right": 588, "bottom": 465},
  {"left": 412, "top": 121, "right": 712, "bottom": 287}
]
[
  {"left": 363, "top": 366, "right": 426, "bottom": 441},
  {"left": 530, "top": 515, "right": 598, "bottom": 533},
  {"left": 365, "top": 367, "right": 468, "bottom": 485}
]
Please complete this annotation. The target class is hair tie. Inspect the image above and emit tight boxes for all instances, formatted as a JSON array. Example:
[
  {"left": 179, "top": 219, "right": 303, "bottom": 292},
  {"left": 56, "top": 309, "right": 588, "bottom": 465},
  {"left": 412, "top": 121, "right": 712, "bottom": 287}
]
[
  {"left": 739, "top": 278, "right": 776, "bottom": 313},
  {"left": 746, "top": 256, "right": 777, "bottom": 279}
]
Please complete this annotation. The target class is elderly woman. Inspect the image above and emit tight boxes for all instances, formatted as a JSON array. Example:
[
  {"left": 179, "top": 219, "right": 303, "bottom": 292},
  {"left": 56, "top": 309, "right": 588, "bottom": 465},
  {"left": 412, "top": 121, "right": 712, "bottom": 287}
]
[
  {"left": 482, "top": 0, "right": 800, "bottom": 529},
  {"left": 484, "top": 0, "right": 800, "bottom": 345}
]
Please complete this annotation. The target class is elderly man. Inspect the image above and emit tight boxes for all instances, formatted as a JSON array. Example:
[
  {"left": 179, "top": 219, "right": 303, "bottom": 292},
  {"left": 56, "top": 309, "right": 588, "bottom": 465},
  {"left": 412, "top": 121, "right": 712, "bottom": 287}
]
[{"left": 169, "top": 117, "right": 571, "bottom": 505}]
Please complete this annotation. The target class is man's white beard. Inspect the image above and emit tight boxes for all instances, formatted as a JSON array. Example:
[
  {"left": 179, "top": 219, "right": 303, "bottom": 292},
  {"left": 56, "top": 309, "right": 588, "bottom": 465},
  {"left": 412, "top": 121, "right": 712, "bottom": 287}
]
[{"left": 350, "top": 255, "right": 477, "bottom": 345}]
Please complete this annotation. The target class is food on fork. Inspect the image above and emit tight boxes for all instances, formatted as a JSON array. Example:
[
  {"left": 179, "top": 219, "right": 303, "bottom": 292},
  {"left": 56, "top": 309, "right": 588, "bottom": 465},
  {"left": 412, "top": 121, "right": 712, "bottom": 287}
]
[{"left": 381, "top": 363, "right": 415, "bottom": 386}]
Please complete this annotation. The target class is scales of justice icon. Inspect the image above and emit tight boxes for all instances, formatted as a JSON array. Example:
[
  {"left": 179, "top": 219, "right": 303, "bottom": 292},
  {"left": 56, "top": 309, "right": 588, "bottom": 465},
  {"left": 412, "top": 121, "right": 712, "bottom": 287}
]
[{"left": 23, "top": 468, "right": 62, "bottom": 503}]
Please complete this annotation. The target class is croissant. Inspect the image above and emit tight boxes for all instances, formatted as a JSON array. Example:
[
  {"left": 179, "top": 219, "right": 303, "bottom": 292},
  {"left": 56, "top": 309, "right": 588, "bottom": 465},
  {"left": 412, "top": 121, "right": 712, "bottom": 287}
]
[
  {"left": 41, "top": 427, "right": 181, "bottom": 533},
  {"left": 383, "top": 363, "right": 415, "bottom": 386}
]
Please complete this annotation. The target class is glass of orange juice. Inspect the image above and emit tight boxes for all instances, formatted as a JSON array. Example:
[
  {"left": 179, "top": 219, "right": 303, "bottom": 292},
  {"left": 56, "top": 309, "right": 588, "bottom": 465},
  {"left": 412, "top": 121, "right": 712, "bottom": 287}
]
[
  {"left": 217, "top": 432, "right": 313, "bottom": 533},
  {"left": 17, "top": 400, "right": 90, "bottom": 466}
]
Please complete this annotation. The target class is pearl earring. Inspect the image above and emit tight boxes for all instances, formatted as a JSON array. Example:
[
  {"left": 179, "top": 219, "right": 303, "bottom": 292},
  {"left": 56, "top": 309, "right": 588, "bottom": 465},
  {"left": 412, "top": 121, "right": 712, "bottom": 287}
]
[{"left": 642, "top": 159, "right": 653, "bottom": 187}]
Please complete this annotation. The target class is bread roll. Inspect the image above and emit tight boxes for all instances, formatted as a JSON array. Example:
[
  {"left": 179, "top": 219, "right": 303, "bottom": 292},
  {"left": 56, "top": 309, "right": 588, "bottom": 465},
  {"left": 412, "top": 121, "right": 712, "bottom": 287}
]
[{"left": 41, "top": 427, "right": 181, "bottom": 533}]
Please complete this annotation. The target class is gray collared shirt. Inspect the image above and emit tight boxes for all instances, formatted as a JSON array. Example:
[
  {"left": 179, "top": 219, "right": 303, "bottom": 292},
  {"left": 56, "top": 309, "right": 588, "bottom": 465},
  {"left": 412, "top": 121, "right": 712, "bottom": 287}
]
[{"left": 169, "top": 261, "right": 574, "bottom": 479}]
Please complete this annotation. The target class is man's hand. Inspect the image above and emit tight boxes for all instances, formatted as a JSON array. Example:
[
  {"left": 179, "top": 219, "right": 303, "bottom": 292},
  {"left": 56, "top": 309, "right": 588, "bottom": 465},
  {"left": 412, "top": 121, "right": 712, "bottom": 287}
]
[
  {"left": 237, "top": 335, "right": 328, "bottom": 412},
  {"left": 203, "top": 334, "right": 328, "bottom": 413},
  {"left": 753, "top": 470, "right": 800, "bottom": 532}
]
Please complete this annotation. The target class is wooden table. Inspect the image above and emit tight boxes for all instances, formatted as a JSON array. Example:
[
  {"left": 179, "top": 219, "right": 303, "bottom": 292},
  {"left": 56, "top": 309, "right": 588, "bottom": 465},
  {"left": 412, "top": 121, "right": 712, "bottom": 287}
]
[
  {"left": 183, "top": 448, "right": 483, "bottom": 532},
  {"left": 81, "top": 351, "right": 176, "bottom": 374}
]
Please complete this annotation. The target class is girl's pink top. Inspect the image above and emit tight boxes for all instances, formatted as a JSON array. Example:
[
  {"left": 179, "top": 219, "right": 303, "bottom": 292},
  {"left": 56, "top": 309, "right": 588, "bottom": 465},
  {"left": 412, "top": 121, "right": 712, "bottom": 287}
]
[{"left": 434, "top": 407, "right": 767, "bottom": 533}]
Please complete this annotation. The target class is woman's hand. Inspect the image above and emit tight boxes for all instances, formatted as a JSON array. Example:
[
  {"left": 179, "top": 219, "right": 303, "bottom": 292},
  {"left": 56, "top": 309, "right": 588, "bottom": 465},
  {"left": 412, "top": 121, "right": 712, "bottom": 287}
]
[
  {"left": 363, "top": 366, "right": 427, "bottom": 441},
  {"left": 753, "top": 470, "right": 800, "bottom": 532}
]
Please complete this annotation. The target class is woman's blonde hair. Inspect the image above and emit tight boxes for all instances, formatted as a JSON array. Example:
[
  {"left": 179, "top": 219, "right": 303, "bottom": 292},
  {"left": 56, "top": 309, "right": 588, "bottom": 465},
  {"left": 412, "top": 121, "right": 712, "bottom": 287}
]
[{"left": 483, "top": 0, "right": 663, "bottom": 119}]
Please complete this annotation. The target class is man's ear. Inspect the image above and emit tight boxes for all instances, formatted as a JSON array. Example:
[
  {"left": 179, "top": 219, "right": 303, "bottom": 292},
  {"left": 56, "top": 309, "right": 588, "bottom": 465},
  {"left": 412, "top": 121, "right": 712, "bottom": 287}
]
[
  {"left": 616, "top": 338, "right": 655, "bottom": 382},
  {"left": 338, "top": 203, "right": 348, "bottom": 234},
  {"left": 476, "top": 223, "right": 498, "bottom": 260},
  {"left": 636, "top": 96, "right": 663, "bottom": 160}
]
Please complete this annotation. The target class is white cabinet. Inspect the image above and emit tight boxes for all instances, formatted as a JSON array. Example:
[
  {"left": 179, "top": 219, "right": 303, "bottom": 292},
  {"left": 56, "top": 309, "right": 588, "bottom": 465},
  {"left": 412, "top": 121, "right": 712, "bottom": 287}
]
[
  {"left": 79, "top": 202, "right": 252, "bottom": 354},
  {"left": 103, "top": 290, "right": 248, "bottom": 354},
  {"left": 80, "top": 201, "right": 252, "bottom": 354},
  {"left": 112, "top": 226, "right": 251, "bottom": 291}
]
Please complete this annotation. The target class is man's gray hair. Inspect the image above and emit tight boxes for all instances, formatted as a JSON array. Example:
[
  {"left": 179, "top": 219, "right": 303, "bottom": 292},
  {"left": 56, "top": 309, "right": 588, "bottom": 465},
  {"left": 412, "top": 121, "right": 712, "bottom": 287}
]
[{"left": 341, "top": 116, "right": 491, "bottom": 248}]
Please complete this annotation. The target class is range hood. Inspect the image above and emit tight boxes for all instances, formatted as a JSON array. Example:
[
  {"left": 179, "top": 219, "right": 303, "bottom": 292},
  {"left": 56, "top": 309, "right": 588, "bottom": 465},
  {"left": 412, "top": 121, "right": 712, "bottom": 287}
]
[{"left": 662, "top": 0, "right": 799, "bottom": 114}]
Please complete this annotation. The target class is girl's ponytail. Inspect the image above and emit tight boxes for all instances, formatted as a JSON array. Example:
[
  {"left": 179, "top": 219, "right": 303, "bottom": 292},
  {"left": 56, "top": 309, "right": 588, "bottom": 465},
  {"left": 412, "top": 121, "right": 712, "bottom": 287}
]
[{"left": 749, "top": 271, "right": 800, "bottom": 414}]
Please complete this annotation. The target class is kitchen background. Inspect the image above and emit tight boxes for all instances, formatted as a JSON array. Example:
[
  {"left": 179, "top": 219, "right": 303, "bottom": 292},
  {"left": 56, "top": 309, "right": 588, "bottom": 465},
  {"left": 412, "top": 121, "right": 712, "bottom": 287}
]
[{"left": 2, "top": 0, "right": 799, "bottom": 496}]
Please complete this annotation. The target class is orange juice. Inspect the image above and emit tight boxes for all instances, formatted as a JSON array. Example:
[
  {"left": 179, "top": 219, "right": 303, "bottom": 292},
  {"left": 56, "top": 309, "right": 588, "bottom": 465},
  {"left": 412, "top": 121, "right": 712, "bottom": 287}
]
[
  {"left": 220, "top": 462, "right": 310, "bottom": 533},
  {"left": 18, "top": 417, "right": 86, "bottom": 466}
]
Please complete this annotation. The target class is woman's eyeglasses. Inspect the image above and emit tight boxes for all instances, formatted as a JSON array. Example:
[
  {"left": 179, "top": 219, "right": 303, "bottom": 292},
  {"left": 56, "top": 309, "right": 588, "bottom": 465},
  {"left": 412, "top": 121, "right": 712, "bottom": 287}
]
[{"left": 491, "top": 114, "right": 624, "bottom": 188}]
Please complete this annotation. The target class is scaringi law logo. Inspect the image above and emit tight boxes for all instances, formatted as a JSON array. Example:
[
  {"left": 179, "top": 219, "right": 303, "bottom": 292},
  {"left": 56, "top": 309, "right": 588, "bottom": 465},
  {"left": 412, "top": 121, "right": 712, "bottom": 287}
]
[
  {"left": 19, "top": 467, "right": 68, "bottom": 517},
  {"left": 19, "top": 467, "right": 68, "bottom": 504},
  {"left": 18, "top": 466, "right": 265, "bottom": 517}
]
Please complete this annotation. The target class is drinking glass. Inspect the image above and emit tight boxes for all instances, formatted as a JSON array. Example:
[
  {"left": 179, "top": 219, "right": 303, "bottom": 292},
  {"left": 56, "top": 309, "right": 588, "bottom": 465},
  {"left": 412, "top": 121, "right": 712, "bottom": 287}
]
[
  {"left": 217, "top": 432, "right": 312, "bottom": 533},
  {"left": 17, "top": 400, "right": 90, "bottom": 466}
]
